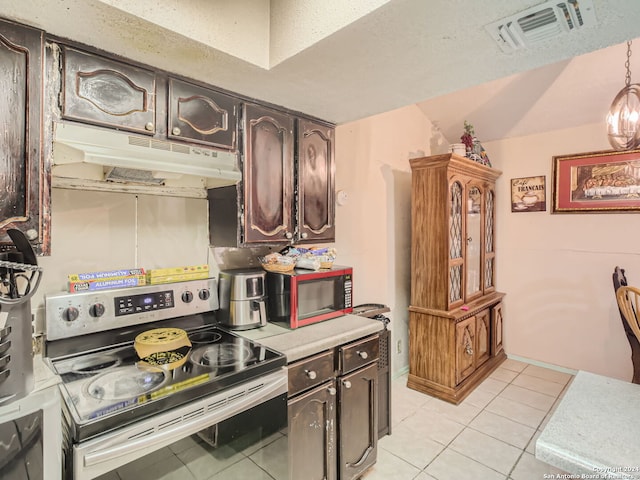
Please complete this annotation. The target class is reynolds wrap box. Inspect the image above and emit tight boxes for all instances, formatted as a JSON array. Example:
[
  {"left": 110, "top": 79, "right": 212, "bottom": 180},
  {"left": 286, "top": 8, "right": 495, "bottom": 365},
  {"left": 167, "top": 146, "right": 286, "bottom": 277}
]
[
  {"left": 68, "top": 268, "right": 146, "bottom": 283},
  {"left": 69, "top": 276, "right": 146, "bottom": 293}
]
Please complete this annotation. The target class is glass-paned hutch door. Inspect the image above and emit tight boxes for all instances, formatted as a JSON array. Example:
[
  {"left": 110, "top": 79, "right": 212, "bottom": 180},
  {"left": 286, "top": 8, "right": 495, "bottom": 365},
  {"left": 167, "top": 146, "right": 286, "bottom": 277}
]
[
  {"left": 449, "top": 182, "right": 463, "bottom": 303},
  {"left": 466, "top": 186, "right": 482, "bottom": 298},
  {"left": 484, "top": 190, "right": 495, "bottom": 289}
]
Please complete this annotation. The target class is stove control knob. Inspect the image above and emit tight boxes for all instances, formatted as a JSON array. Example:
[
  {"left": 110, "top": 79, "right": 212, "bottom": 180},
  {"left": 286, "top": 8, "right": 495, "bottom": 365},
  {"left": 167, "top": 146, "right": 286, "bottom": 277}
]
[
  {"left": 89, "top": 303, "right": 105, "bottom": 318},
  {"left": 63, "top": 306, "right": 80, "bottom": 322},
  {"left": 182, "top": 291, "right": 194, "bottom": 303},
  {"left": 198, "top": 289, "right": 210, "bottom": 301}
]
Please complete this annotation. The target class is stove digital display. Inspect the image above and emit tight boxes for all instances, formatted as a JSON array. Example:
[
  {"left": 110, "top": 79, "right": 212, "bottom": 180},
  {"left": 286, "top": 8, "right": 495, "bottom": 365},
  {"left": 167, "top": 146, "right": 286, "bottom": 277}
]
[{"left": 114, "top": 290, "right": 174, "bottom": 316}]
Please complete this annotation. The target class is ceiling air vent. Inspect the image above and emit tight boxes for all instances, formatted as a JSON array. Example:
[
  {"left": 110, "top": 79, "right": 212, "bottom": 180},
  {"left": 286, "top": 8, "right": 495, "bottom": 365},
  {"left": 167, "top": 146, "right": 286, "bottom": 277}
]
[{"left": 485, "top": 0, "right": 597, "bottom": 53}]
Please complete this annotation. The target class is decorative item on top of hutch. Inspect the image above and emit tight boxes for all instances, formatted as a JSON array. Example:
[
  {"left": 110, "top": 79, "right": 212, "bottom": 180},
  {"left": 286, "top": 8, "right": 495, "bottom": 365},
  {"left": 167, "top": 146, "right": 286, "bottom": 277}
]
[{"left": 408, "top": 153, "right": 505, "bottom": 404}]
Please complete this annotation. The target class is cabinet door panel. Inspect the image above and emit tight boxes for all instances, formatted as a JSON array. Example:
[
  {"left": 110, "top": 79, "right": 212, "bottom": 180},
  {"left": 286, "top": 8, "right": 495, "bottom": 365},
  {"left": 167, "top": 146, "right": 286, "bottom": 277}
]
[
  {"left": 456, "top": 316, "right": 475, "bottom": 384},
  {"left": 465, "top": 185, "right": 482, "bottom": 300},
  {"left": 339, "top": 362, "right": 377, "bottom": 480},
  {"left": 243, "top": 104, "right": 294, "bottom": 243},
  {"left": 448, "top": 180, "right": 464, "bottom": 309},
  {"left": 0, "top": 20, "right": 47, "bottom": 253},
  {"left": 475, "top": 309, "right": 490, "bottom": 367},
  {"left": 484, "top": 188, "right": 496, "bottom": 293},
  {"left": 297, "top": 119, "right": 335, "bottom": 243},
  {"left": 62, "top": 46, "right": 156, "bottom": 134},
  {"left": 288, "top": 380, "right": 337, "bottom": 480},
  {"left": 492, "top": 302, "right": 504, "bottom": 355},
  {"left": 168, "top": 78, "right": 239, "bottom": 150}
]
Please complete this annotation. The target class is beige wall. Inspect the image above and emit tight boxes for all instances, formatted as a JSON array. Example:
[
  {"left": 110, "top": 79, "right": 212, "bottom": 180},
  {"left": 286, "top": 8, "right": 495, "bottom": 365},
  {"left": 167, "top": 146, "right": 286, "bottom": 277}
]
[
  {"left": 334, "top": 104, "right": 432, "bottom": 375},
  {"left": 485, "top": 122, "right": 640, "bottom": 381}
]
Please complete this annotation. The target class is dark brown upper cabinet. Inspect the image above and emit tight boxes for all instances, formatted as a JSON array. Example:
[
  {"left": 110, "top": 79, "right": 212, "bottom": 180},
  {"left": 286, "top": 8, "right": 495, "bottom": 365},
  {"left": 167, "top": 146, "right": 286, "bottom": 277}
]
[
  {"left": 168, "top": 78, "right": 239, "bottom": 151},
  {"left": 61, "top": 46, "right": 157, "bottom": 135},
  {"left": 0, "top": 19, "right": 49, "bottom": 255},
  {"left": 209, "top": 107, "right": 336, "bottom": 247},
  {"left": 242, "top": 103, "right": 295, "bottom": 244},
  {"left": 297, "top": 118, "right": 335, "bottom": 243}
]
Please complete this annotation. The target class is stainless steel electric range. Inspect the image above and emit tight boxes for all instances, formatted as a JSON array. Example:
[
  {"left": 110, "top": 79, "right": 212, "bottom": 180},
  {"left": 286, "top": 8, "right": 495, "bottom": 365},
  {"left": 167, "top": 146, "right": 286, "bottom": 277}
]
[{"left": 44, "top": 278, "right": 288, "bottom": 480}]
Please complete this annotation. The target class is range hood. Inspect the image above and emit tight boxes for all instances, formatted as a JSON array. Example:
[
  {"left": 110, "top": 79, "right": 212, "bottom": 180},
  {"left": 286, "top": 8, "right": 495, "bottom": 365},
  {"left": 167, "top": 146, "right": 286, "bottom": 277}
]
[{"left": 52, "top": 123, "right": 241, "bottom": 197}]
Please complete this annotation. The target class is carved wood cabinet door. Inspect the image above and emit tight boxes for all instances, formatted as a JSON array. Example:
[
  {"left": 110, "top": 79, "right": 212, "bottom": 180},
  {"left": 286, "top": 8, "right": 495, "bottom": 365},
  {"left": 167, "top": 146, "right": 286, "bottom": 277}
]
[
  {"left": 288, "top": 380, "right": 337, "bottom": 480},
  {"left": 297, "top": 119, "right": 335, "bottom": 243},
  {"left": 456, "top": 316, "right": 476, "bottom": 384},
  {"left": 0, "top": 20, "right": 48, "bottom": 254},
  {"left": 339, "top": 363, "right": 378, "bottom": 480},
  {"left": 492, "top": 302, "right": 504, "bottom": 355},
  {"left": 62, "top": 46, "right": 157, "bottom": 135},
  {"left": 242, "top": 104, "right": 294, "bottom": 244},
  {"left": 475, "top": 308, "right": 491, "bottom": 367},
  {"left": 168, "top": 78, "right": 239, "bottom": 150}
]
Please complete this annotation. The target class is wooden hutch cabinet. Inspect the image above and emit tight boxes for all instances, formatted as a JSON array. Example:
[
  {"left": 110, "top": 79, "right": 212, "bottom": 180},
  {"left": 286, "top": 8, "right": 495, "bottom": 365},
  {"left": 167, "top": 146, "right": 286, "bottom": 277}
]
[{"left": 408, "top": 153, "right": 505, "bottom": 404}]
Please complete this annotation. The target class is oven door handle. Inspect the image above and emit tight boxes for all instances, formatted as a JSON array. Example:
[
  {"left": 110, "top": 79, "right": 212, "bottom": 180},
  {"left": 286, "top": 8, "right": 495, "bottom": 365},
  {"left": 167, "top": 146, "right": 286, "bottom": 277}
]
[{"left": 83, "top": 415, "right": 208, "bottom": 467}]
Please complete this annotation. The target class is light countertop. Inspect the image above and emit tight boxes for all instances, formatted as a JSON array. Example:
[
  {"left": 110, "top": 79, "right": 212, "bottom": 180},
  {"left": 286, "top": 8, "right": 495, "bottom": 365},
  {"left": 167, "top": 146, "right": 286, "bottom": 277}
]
[
  {"left": 237, "top": 314, "right": 385, "bottom": 363},
  {"left": 536, "top": 370, "right": 640, "bottom": 479}
]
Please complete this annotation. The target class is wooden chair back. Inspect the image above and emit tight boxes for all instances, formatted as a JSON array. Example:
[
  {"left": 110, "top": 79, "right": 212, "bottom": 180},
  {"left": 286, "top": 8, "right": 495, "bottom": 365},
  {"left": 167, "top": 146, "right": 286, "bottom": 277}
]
[{"left": 616, "top": 286, "right": 640, "bottom": 346}]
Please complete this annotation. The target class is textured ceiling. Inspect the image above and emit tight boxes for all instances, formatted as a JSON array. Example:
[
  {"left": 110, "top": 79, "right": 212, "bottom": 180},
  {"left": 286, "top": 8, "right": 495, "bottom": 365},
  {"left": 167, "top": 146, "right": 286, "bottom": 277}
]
[{"left": 3, "top": 0, "right": 640, "bottom": 142}]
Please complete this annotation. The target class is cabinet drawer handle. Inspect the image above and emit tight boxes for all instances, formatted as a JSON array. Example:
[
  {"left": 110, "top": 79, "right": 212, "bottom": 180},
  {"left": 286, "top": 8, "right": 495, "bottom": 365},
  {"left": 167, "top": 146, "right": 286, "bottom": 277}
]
[
  {"left": 327, "top": 387, "right": 336, "bottom": 396},
  {"left": 342, "top": 380, "right": 352, "bottom": 389},
  {"left": 172, "top": 127, "right": 181, "bottom": 136},
  {"left": 304, "top": 369, "right": 317, "bottom": 380},
  {"left": 357, "top": 351, "right": 368, "bottom": 360}
]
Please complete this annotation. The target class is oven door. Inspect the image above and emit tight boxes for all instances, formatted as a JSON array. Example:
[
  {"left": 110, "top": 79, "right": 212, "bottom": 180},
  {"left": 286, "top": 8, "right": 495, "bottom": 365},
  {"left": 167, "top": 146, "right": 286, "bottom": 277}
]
[
  {"left": 70, "top": 369, "right": 288, "bottom": 480},
  {"left": 0, "top": 385, "right": 61, "bottom": 480}
]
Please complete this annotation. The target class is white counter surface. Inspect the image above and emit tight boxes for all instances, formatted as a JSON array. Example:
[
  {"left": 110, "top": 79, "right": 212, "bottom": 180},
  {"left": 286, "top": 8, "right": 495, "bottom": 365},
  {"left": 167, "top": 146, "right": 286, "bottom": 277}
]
[
  {"left": 238, "top": 314, "right": 385, "bottom": 362},
  {"left": 536, "top": 370, "right": 640, "bottom": 479}
]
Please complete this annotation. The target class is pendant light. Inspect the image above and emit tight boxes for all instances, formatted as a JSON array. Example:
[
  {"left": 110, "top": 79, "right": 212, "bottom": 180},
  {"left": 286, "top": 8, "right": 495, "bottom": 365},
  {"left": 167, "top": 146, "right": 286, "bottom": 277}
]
[{"left": 607, "top": 40, "right": 640, "bottom": 150}]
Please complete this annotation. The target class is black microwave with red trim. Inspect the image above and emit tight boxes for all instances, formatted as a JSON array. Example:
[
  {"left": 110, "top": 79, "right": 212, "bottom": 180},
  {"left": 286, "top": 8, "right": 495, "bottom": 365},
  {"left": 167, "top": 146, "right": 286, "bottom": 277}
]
[{"left": 265, "top": 266, "right": 353, "bottom": 329}]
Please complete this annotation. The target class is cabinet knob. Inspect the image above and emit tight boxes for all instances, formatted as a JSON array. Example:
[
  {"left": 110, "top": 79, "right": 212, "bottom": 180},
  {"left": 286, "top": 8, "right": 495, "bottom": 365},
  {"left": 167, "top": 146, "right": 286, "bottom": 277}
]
[
  {"left": 172, "top": 127, "right": 181, "bottom": 136},
  {"left": 285, "top": 232, "right": 293, "bottom": 239},
  {"left": 25, "top": 229, "right": 38, "bottom": 240},
  {"left": 465, "top": 344, "right": 474, "bottom": 356},
  {"left": 342, "top": 380, "right": 352, "bottom": 389},
  {"left": 301, "top": 232, "right": 308, "bottom": 239},
  {"left": 305, "top": 369, "right": 317, "bottom": 380},
  {"left": 145, "top": 122, "right": 154, "bottom": 131},
  {"left": 327, "top": 387, "right": 337, "bottom": 396},
  {"left": 357, "top": 351, "right": 368, "bottom": 360}
]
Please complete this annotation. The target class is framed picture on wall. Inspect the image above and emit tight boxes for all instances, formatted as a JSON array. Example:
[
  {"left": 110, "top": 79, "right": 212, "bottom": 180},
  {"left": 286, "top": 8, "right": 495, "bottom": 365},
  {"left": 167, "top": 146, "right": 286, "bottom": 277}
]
[
  {"left": 552, "top": 149, "right": 640, "bottom": 213},
  {"left": 511, "top": 176, "right": 546, "bottom": 212}
]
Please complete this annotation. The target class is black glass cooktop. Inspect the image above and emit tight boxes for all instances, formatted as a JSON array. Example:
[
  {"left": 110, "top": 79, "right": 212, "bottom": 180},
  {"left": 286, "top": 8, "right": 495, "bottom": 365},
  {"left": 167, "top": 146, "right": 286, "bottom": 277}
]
[{"left": 50, "top": 325, "right": 285, "bottom": 441}]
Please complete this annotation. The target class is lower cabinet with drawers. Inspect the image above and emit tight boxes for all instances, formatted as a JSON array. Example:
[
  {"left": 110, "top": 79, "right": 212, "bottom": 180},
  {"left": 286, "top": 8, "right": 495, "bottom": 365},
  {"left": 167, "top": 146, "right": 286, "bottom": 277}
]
[{"left": 287, "top": 334, "right": 379, "bottom": 480}]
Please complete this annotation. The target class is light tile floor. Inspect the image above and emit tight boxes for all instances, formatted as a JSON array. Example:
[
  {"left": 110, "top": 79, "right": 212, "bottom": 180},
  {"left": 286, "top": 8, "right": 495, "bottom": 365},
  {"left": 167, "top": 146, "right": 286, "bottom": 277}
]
[
  {"left": 96, "top": 359, "right": 572, "bottom": 480},
  {"left": 361, "top": 359, "right": 572, "bottom": 480}
]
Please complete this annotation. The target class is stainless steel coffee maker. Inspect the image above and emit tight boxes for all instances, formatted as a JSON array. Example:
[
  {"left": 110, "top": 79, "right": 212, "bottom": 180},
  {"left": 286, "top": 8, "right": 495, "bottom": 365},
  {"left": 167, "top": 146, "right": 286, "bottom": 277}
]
[{"left": 217, "top": 268, "right": 268, "bottom": 330}]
